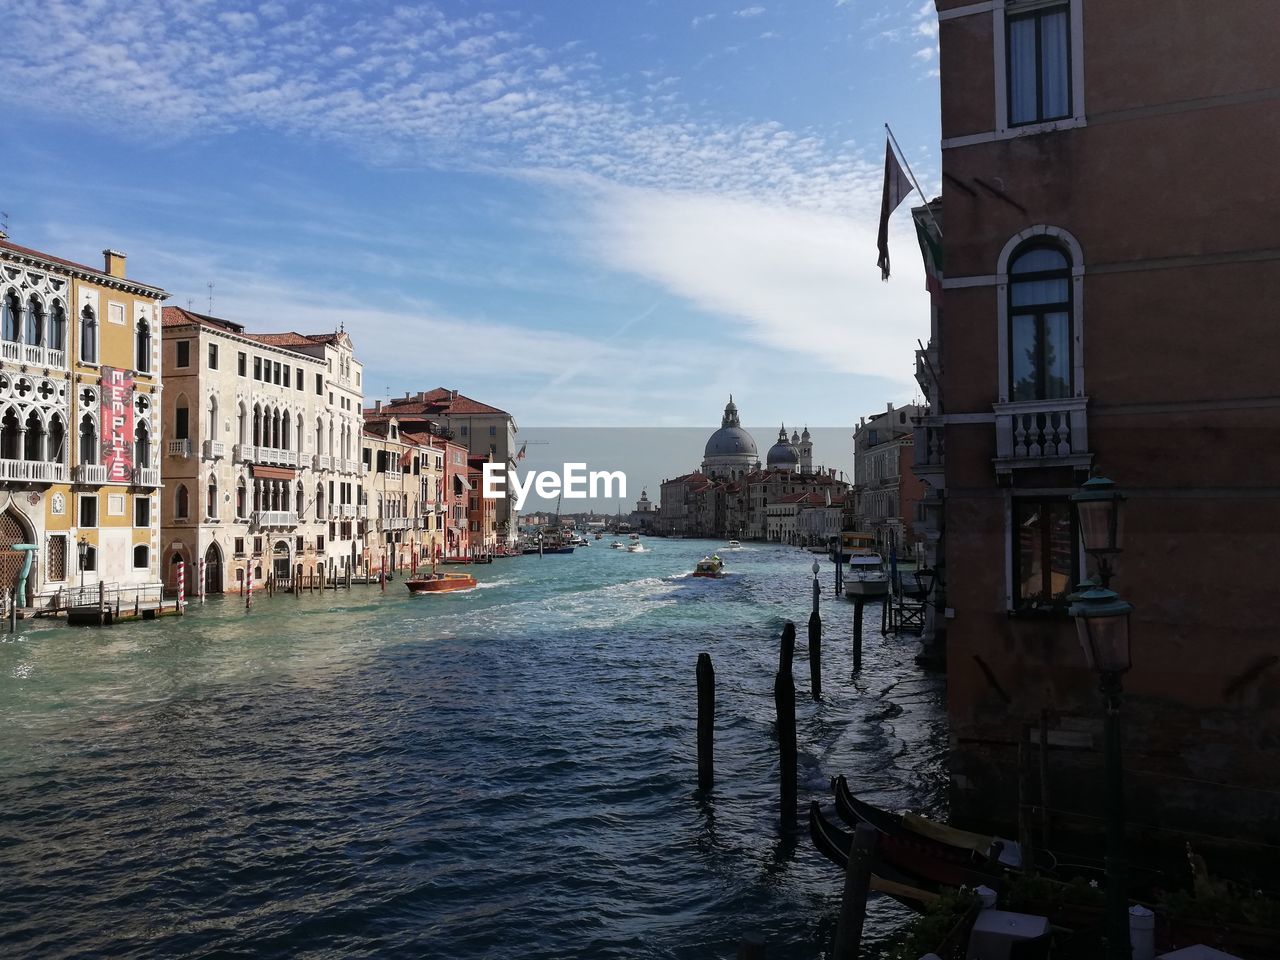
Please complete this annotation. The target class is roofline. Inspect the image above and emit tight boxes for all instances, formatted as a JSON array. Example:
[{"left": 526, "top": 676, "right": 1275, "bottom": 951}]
[
  {"left": 1, "top": 242, "right": 169, "bottom": 300},
  {"left": 162, "top": 312, "right": 329, "bottom": 366}
]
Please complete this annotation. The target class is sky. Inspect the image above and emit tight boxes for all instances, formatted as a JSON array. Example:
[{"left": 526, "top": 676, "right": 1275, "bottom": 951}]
[{"left": 1, "top": 0, "right": 941, "bottom": 484}]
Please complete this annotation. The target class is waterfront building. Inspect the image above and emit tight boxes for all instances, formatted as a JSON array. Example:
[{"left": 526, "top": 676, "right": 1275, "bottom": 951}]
[
  {"left": 660, "top": 397, "right": 849, "bottom": 539},
  {"left": 467, "top": 454, "right": 498, "bottom": 555},
  {"left": 0, "top": 237, "right": 167, "bottom": 604},
  {"left": 374, "top": 389, "right": 519, "bottom": 549},
  {"left": 361, "top": 415, "right": 444, "bottom": 574},
  {"left": 628, "top": 488, "right": 659, "bottom": 533},
  {"left": 159, "top": 308, "right": 365, "bottom": 591},
  {"left": 922, "top": 0, "right": 1280, "bottom": 840},
  {"left": 851, "top": 403, "right": 926, "bottom": 559}
]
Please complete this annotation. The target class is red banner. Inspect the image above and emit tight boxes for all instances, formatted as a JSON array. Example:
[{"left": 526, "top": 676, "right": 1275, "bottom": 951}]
[{"left": 100, "top": 366, "right": 134, "bottom": 483}]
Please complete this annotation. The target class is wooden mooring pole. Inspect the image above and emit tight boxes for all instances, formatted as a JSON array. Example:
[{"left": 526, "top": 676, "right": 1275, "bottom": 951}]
[
  {"left": 774, "top": 667, "right": 797, "bottom": 825},
  {"left": 809, "top": 568, "right": 822, "bottom": 702},
  {"left": 696, "top": 652, "right": 715, "bottom": 792},
  {"left": 779, "top": 621, "right": 795, "bottom": 676},
  {"left": 833, "top": 822, "right": 877, "bottom": 959},
  {"left": 852, "top": 597, "right": 864, "bottom": 672},
  {"left": 737, "top": 932, "right": 766, "bottom": 960}
]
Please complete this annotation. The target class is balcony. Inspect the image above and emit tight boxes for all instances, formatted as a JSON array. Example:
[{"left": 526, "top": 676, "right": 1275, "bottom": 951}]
[
  {"left": 203, "top": 440, "right": 226, "bottom": 460},
  {"left": 132, "top": 466, "right": 161, "bottom": 487},
  {"left": 234, "top": 445, "right": 298, "bottom": 468},
  {"left": 0, "top": 458, "right": 67, "bottom": 483},
  {"left": 0, "top": 341, "right": 67, "bottom": 370},
  {"left": 252, "top": 510, "right": 298, "bottom": 528},
  {"left": 73, "top": 463, "right": 108, "bottom": 484},
  {"left": 339, "top": 503, "right": 358, "bottom": 519},
  {"left": 993, "top": 397, "right": 1092, "bottom": 475},
  {"left": 339, "top": 459, "right": 361, "bottom": 475},
  {"left": 385, "top": 516, "right": 412, "bottom": 531},
  {"left": 167, "top": 439, "right": 192, "bottom": 458},
  {"left": 313, "top": 453, "right": 333, "bottom": 471},
  {"left": 912, "top": 416, "right": 945, "bottom": 490}
]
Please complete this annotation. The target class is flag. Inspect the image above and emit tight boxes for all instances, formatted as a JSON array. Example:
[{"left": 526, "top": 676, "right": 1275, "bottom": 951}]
[
  {"left": 877, "top": 137, "right": 913, "bottom": 280},
  {"left": 516, "top": 442, "right": 527, "bottom": 461},
  {"left": 825, "top": 489, "right": 832, "bottom": 508}
]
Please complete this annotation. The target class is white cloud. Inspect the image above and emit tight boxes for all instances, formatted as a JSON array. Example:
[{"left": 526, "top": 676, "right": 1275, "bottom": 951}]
[
  {"left": 735, "top": 6, "right": 766, "bottom": 17},
  {"left": 692, "top": 13, "right": 717, "bottom": 27}
]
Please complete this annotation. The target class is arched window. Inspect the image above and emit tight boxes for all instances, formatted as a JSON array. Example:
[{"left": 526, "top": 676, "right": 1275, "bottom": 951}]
[
  {"left": 1, "top": 408, "right": 20, "bottom": 459},
  {"left": 23, "top": 296, "right": 43, "bottom": 347},
  {"left": 47, "top": 414, "right": 65, "bottom": 464},
  {"left": 207, "top": 395, "right": 218, "bottom": 438},
  {"left": 175, "top": 396, "right": 189, "bottom": 441},
  {"left": 24, "top": 410, "right": 44, "bottom": 461},
  {"left": 48, "top": 301, "right": 66, "bottom": 352},
  {"left": 253, "top": 404, "right": 262, "bottom": 446},
  {"left": 136, "top": 319, "right": 152, "bottom": 372},
  {"left": 282, "top": 483, "right": 291, "bottom": 511},
  {"left": 207, "top": 476, "right": 218, "bottom": 519},
  {"left": 79, "top": 414, "right": 98, "bottom": 465},
  {"left": 1009, "top": 244, "right": 1072, "bottom": 402},
  {"left": 236, "top": 478, "right": 247, "bottom": 518},
  {"left": 135, "top": 420, "right": 151, "bottom": 468},
  {"left": 133, "top": 544, "right": 150, "bottom": 569},
  {"left": 295, "top": 482, "right": 304, "bottom": 516},
  {"left": 282, "top": 412, "right": 291, "bottom": 451},
  {"left": 315, "top": 483, "right": 325, "bottom": 520},
  {"left": 1, "top": 291, "right": 19, "bottom": 341},
  {"left": 175, "top": 484, "right": 190, "bottom": 519},
  {"left": 79, "top": 306, "right": 98, "bottom": 364},
  {"left": 238, "top": 403, "right": 247, "bottom": 446}
]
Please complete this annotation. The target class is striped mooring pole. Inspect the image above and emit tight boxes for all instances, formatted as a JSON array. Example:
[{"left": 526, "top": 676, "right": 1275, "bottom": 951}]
[
  {"left": 198, "top": 557, "right": 206, "bottom": 604},
  {"left": 177, "top": 561, "right": 186, "bottom": 615},
  {"left": 246, "top": 565, "right": 253, "bottom": 610}
]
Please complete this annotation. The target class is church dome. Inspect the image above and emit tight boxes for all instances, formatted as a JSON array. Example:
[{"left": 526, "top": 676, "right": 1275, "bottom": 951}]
[
  {"left": 767, "top": 425, "right": 800, "bottom": 468},
  {"left": 704, "top": 396, "right": 758, "bottom": 460}
]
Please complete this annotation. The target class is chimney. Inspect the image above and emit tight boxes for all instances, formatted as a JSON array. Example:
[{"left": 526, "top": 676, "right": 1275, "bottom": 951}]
[
  {"left": 451, "top": 389, "right": 458, "bottom": 400},
  {"left": 374, "top": 399, "right": 382, "bottom": 413},
  {"left": 103, "top": 249, "right": 127, "bottom": 278}
]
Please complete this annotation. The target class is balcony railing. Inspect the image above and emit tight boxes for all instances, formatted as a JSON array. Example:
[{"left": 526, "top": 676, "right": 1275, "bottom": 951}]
[
  {"left": 167, "top": 439, "right": 192, "bottom": 458},
  {"left": 0, "top": 458, "right": 66, "bottom": 483},
  {"left": 252, "top": 510, "right": 298, "bottom": 528},
  {"left": 340, "top": 459, "right": 361, "bottom": 475},
  {"left": 0, "top": 341, "right": 67, "bottom": 370},
  {"left": 133, "top": 466, "right": 161, "bottom": 487},
  {"left": 339, "top": 503, "right": 358, "bottom": 519},
  {"left": 234, "top": 445, "right": 298, "bottom": 468},
  {"left": 73, "top": 463, "right": 108, "bottom": 484},
  {"left": 384, "top": 516, "right": 412, "bottom": 531},
  {"left": 993, "top": 397, "right": 1092, "bottom": 473},
  {"left": 203, "top": 440, "right": 226, "bottom": 460},
  {"left": 313, "top": 454, "right": 333, "bottom": 471}
]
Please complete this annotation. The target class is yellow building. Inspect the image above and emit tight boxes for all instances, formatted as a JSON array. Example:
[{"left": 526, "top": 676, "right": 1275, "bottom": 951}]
[
  {"left": 0, "top": 235, "right": 167, "bottom": 605},
  {"left": 360, "top": 414, "right": 445, "bottom": 574}
]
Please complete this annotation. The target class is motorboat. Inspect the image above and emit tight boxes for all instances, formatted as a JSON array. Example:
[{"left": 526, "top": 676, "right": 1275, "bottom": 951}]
[
  {"left": 628, "top": 533, "right": 640, "bottom": 541},
  {"left": 626, "top": 543, "right": 647, "bottom": 553},
  {"left": 611, "top": 541, "right": 625, "bottom": 549},
  {"left": 844, "top": 553, "right": 889, "bottom": 598},
  {"left": 725, "top": 540, "right": 742, "bottom": 550},
  {"left": 692, "top": 555, "right": 725, "bottom": 578},
  {"left": 406, "top": 570, "right": 477, "bottom": 594},
  {"left": 832, "top": 531, "right": 877, "bottom": 564}
]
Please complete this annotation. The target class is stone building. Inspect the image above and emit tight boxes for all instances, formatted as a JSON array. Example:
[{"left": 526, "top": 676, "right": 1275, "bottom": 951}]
[
  {"left": 924, "top": 0, "right": 1280, "bottom": 842},
  {"left": 361, "top": 415, "right": 445, "bottom": 574},
  {"left": 0, "top": 237, "right": 166, "bottom": 604},
  {"left": 852, "top": 402, "right": 926, "bottom": 559},
  {"left": 159, "top": 307, "right": 365, "bottom": 591}
]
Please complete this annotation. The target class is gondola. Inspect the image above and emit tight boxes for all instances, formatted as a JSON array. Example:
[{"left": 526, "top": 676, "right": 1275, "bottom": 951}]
[{"left": 808, "top": 802, "right": 940, "bottom": 910}]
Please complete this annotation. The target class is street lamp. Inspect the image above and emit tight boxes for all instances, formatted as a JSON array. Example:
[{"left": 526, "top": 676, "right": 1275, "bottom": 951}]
[
  {"left": 77, "top": 536, "right": 89, "bottom": 591},
  {"left": 1070, "top": 473, "right": 1132, "bottom": 960},
  {"left": 811, "top": 559, "right": 820, "bottom": 615},
  {"left": 1071, "top": 475, "right": 1125, "bottom": 587}
]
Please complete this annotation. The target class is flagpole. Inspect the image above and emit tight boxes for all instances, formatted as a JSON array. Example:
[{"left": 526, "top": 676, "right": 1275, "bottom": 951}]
[{"left": 885, "top": 123, "right": 942, "bottom": 237}]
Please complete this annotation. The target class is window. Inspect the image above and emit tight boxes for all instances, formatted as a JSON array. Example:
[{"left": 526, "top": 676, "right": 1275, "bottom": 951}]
[
  {"left": 133, "top": 544, "right": 149, "bottom": 569},
  {"left": 283, "top": 365, "right": 290, "bottom": 388},
  {"left": 460, "top": 425, "right": 468, "bottom": 436},
  {"left": 135, "top": 421, "right": 151, "bottom": 468},
  {"left": 135, "top": 496, "right": 151, "bottom": 528},
  {"left": 238, "top": 352, "right": 247, "bottom": 377},
  {"left": 1009, "top": 244, "right": 1071, "bottom": 402},
  {"left": 316, "top": 535, "right": 325, "bottom": 553},
  {"left": 80, "top": 306, "right": 98, "bottom": 363},
  {"left": 1013, "top": 498, "right": 1076, "bottom": 611},
  {"left": 296, "top": 535, "right": 304, "bottom": 552},
  {"left": 489, "top": 425, "right": 496, "bottom": 437},
  {"left": 1007, "top": 3, "right": 1071, "bottom": 126},
  {"left": 315, "top": 373, "right": 323, "bottom": 395},
  {"left": 79, "top": 494, "right": 98, "bottom": 527},
  {"left": 207, "top": 476, "right": 218, "bottom": 519},
  {"left": 175, "top": 339, "right": 190, "bottom": 368},
  {"left": 234, "top": 537, "right": 245, "bottom": 557},
  {"left": 208, "top": 343, "right": 218, "bottom": 370},
  {"left": 254, "top": 356, "right": 263, "bottom": 380},
  {"left": 78, "top": 414, "right": 98, "bottom": 465},
  {"left": 175, "top": 399, "right": 190, "bottom": 440},
  {"left": 48, "top": 535, "right": 67, "bottom": 581},
  {"left": 49, "top": 302, "right": 66, "bottom": 352},
  {"left": 274, "top": 361, "right": 282, "bottom": 385},
  {"left": 136, "top": 319, "right": 152, "bottom": 372},
  {"left": 1, "top": 291, "right": 18, "bottom": 341},
  {"left": 81, "top": 545, "right": 97, "bottom": 573},
  {"left": 296, "top": 367, "right": 303, "bottom": 390},
  {"left": 175, "top": 484, "right": 189, "bottom": 520},
  {"left": 24, "top": 296, "right": 43, "bottom": 347}
]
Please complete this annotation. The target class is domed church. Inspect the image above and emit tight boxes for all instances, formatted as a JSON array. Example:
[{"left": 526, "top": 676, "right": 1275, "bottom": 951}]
[{"left": 701, "top": 396, "right": 759, "bottom": 480}]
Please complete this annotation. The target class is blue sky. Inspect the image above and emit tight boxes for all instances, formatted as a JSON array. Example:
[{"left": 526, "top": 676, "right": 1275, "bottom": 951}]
[{"left": 2, "top": 0, "right": 941, "bottom": 439}]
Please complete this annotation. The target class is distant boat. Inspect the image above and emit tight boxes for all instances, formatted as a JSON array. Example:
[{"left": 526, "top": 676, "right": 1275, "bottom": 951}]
[
  {"left": 626, "top": 543, "right": 647, "bottom": 553},
  {"left": 692, "top": 555, "right": 725, "bottom": 578},
  {"left": 725, "top": 540, "right": 742, "bottom": 550},
  {"left": 844, "top": 554, "right": 889, "bottom": 598},
  {"left": 406, "top": 568, "right": 477, "bottom": 594},
  {"left": 628, "top": 533, "right": 640, "bottom": 541},
  {"left": 611, "top": 541, "right": 625, "bottom": 549}
]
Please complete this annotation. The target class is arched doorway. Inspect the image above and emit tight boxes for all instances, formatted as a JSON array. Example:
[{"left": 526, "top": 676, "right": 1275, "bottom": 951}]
[
  {"left": 272, "top": 540, "right": 291, "bottom": 582},
  {"left": 168, "top": 551, "right": 186, "bottom": 591},
  {"left": 204, "top": 542, "right": 223, "bottom": 595},
  {"left": 0, "top": 509, "right": 34, "bottom": 599}
]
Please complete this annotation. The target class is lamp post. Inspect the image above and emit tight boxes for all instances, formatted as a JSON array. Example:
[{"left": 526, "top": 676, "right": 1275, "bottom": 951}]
[
  {"left": 77, "top": 536, "right": 89, "bottom": 592},
  {"left": 811, "top": 559, "right": 820, "bottom": 615},
  {"left": 1071, "top": 474, "right": 1131, "bottom": 959}
]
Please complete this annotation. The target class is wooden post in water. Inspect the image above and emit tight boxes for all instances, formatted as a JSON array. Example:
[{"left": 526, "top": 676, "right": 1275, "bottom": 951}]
[
  {"left": 833, "top": 823, "right": 876, "bottom": 959},
  {"left": 779, "top": 620, "right": 796, "bottom": 676},
  {"left": 98, "top": 580, "right": 105, "bottom": 626},
  {"left": 808, "top": 610, "right": 822, "bottom": 702},
  {"left": 696, "top": 652, "right": 715, "bottom": 792},
  {"left": 852, "top": 597, "right": 864, "bottom": 672},
  {"left": 8, "top": 587, "right": 16, "bottom": 632},
  {"left": 774, "top": 668, "right": 797, "bottom": 825}
]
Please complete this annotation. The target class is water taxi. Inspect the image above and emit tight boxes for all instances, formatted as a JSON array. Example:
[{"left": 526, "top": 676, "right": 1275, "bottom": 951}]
[
  {"left": 406, "top": 571, "right": 477, "bottom": 594},
  {"left": 628, "top": 533, "right": 641, "bottom": 541},
  {"left": 692, "top": 555, "right": 725, "bottom": 578},
  {"left": 611, "top": 541, "right": 625, "bottom": 549},
  {"left": 844, "top": 554, "right": 889, "bottom": 598},
  {"left": 725, "top": 540, "right": 742, "bottom": 550},
  {"left": 626, "top": 543, "right": 647, "bottom": 553}
]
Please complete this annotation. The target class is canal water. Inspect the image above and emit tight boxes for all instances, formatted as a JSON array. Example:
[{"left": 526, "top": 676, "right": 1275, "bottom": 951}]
[{"left": 0, "top": 539, "right": 946, "bottom": 959}]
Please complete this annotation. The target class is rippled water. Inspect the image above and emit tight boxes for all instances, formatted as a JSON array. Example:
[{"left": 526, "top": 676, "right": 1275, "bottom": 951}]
[{"left": 0, "top": 539, "right": 945, "bottom": 959}]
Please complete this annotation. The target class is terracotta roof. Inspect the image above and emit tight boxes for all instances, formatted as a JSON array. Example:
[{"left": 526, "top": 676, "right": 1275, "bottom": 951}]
[
  {"left": 243, "top": 331, "right": 341, "bottom": 347},
  {"left": 161, "top": 305, "right": 246, "bottom": 333},
  {"left": 2, "top": 237, "right": 166, "bottom": 296},
  {"left": 383, "top": 387, "right": 511, "bottom": 417}
]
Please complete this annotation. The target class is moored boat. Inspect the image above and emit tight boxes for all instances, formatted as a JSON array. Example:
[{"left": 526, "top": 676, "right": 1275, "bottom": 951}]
[
  {"left": 692, "top": 555, "right": 724, "bottom": 578},
  {"left": 844, "top": 553, "right": 889, "bottom": 598}
]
